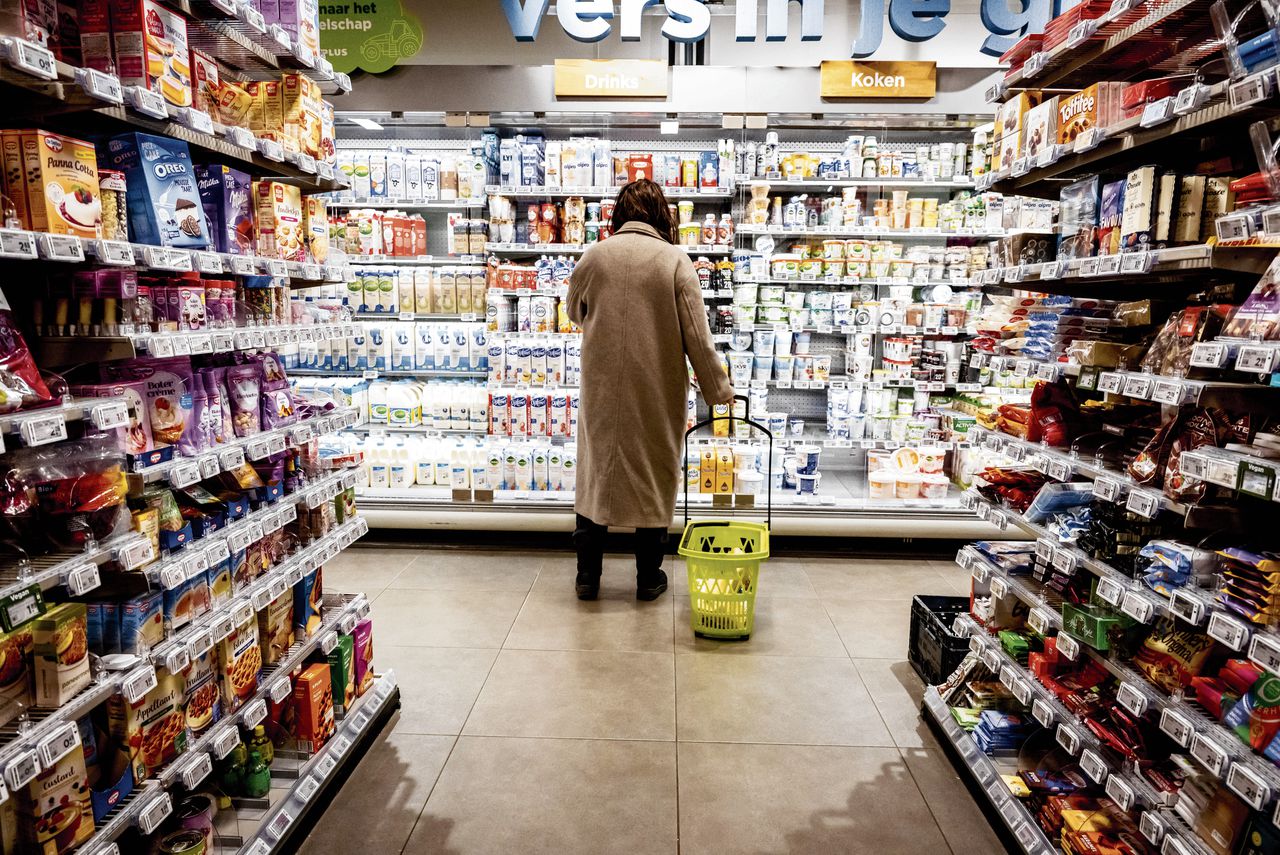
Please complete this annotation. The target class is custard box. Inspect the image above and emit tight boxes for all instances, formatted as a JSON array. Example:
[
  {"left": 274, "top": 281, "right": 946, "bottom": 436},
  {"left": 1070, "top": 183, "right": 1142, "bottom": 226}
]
[
  {"left": 16, "top": 743, "right": 93, "bottom": 854},
  {"left": 20, "top": 129, "right": 101, "bottom": 238}
]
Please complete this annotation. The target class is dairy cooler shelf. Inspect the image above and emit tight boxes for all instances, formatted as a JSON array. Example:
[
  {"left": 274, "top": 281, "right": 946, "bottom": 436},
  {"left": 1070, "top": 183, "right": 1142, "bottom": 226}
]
[
  {"left": 484, "top": 184, "right": 734, "bottom": 200},
  {"left": 338, "top": 254, "right": 485, "bottom": 266},
  {"left": 748, "top": 177, "right": 976, "bottom": 190},
  {"left": 738, "top": 225, "right": 1007, "bottom": 240},
  {"left": 975, "top": 245, "right": 1276, "bottom": 290},
  {"left": 920, "top": 685, "right": 1057, "bottom": 855},
  {"left": 958, "top": 545, "right": 1280, "bottom": 822},
  {"left": 732, "top": 275, "right": 976, "bottom": 288},
  {"left": 226, "top": 671, "right": 400, "bottom": 854},
  {"left": 38, "top": 323, "right": 357, "bottom": 369},
  {"left": 325, "top": 198, "right": 485, "bottom": 210},
  {"left": 290, "top": 368, "right": 489, "bottom": 379},
  {"left": 486, "top": 242, "right": 732, "bottom": 257}
]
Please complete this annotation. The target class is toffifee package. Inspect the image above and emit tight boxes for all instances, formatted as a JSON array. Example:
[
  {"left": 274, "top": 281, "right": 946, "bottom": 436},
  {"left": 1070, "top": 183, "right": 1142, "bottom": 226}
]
[
  {"left": 1055, "top": 83, "right": 1122, "bottom": 146},
  {"left": 109, "top": 0, "right": 192, "bottom": 108},
  {"left": 105, "top": 132, "right": 210, "bottom": 248}
]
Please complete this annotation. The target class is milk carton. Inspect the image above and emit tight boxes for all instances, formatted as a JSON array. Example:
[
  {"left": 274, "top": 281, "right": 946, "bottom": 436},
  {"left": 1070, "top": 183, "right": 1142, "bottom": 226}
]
[
  {"left": 405, "top": 156, "right": 423, "bottom": 201},
  {"left": 351, "top": 151, "right": 371, "bottom": 197},
  {"left": 390, "top": 324, "right": 412, "bottom": 370},
  {"left": 107, "top": 133, "right": 209, "bottom": 248},
  {"left": 385, "top": 150, "right": 406, "bottom": 200},
  {"left": 368, "top": 151, "right": 387, "bottom": 197},
  {"left": 414, "top": 323, "right": 435, "bottom": 369}
]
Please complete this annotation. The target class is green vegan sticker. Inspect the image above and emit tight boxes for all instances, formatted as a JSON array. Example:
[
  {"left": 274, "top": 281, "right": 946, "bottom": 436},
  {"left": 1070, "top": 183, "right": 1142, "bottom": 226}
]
[{"left": 320, "top": 0, "right": 423, "bottom": 74}]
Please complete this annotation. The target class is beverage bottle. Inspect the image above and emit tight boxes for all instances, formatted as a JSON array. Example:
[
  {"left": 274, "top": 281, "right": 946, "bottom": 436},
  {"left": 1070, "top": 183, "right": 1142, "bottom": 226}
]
[
  {"left": 243, "top": 749, "right": 271, "bottom": 798},
  {"left": 718, "top": 214, "right": 734, "bottom": 245},
  {"left": 249, "top": 724, "right": 275, "bottom": 767}
]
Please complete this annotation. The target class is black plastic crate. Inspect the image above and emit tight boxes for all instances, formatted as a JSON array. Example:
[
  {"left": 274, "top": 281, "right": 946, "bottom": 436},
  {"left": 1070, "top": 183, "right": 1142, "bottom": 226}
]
[{"left": 909, "top": 594, "right": 971, "bottom": 686}]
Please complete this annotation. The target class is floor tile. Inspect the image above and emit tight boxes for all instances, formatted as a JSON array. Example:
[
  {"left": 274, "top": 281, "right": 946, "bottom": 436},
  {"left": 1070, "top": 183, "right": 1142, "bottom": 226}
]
[
  {"left": 403, "top": 736, "right": 677, "bottom": 855},
  {"left": 531, "top": 554, "right": 657, "bottom": 596},
  {"left": 388, "top": 550, "right": 541, "bottom": 592},
  {"left": 370, "top": 589, "right": 527, "bottom": 648},
  {"left": 464, "top": 649, "right": 675, "bottom": 741},
  {"left": 673, "top": 595, "right": 847, "bottom": 657},
  {"left": 853, "top": 658, "right": 937, "bottom": 750},
  {"left": 675, "top": 654, "right": 894, "bottom": 746},
  {"left": 323, "top": 546, "right": 418, "bottom": 597},
  {"left": 903, "top": 747, "right": 1009, "bottom": 855},
  {"left": 804, "top": 558, "right": 960, "bottom": 601},
  {"left": 677, "top": 742, "right": 951, "bottom": 855},
  {"left": 753, "top": 559, "right": 819, "bottom": 598},
  {"left": 504, "top": 590, "right": 674, "bottom": 653},
  {"left": 380, "top": 646, "right": 499, "bottom": 735},
  {"left": 297, "top": 730, "right": 455, "bottom": 855},
  {"left": 823, "top": 594, "right": 914, "bottom": 659}
]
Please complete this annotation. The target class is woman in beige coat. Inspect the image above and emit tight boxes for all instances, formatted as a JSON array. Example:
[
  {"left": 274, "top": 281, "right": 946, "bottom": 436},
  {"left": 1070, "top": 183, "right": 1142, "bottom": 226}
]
[{"left": 567, "top": 179, "right": 734, "bottom": 601}]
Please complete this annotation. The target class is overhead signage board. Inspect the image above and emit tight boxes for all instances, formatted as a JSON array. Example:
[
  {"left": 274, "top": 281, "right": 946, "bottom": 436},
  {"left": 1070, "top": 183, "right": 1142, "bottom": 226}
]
[
  {"left": 553, "top": 59, "right": 669, "bottom": 98},
  {"left": 819, "top": 61, "right": 937, "bottom": 99}
]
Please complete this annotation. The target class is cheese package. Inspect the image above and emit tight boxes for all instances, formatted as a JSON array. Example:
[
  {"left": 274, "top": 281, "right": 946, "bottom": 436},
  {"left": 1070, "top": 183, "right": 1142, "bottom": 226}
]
[
  {"left": 293, "top": 662, "right": 335, "bottom": 753},
  {"left": 1120, "top": 165, "right": 1157, "bottom": 251},
  {"left": 105, "top": 668, "right": 187, "bottom": 780},
  {"left": 18, "top": 129, "right": 101, "bottom": 238},
  {"left": 32, "top": 603, "right": 91, "bottom": 707},
  {"left": 216, "top": 614, "right": 261, "bottom": 712},
  {"left": 110, "top": 0, "right": 192, "bottom": 108},
  {"left": 992, "top": 92, "right": 1041, "bottom": 172}
]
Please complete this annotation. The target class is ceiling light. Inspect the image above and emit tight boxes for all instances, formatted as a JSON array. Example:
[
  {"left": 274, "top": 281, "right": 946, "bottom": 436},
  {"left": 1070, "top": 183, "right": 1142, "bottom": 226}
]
[
  {"left": 348, "top": 117, "right": 383, "bottom": 131},
  {"left": 660, "top": 120, "right": 680, "bottom": 134}
]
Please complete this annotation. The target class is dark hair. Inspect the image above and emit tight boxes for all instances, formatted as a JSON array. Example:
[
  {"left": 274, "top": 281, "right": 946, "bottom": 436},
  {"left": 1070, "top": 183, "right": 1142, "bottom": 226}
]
[{"left": 610, "top": 179, "right": 676, "bottom": 243}]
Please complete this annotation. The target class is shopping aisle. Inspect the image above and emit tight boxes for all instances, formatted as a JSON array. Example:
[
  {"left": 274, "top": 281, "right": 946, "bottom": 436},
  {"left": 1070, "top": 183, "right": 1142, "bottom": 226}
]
[{"left": 298, "top": 545, "right": 1008, "bottom": 855}]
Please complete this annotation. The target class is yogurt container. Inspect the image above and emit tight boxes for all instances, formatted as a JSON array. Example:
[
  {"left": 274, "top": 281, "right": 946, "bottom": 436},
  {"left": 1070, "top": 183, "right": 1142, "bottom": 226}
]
[
  {"left": 921, "top": 473, "right": 949, "bottom": 500},
  {"left": 753, "top": 356, "right": 772, "bottom": 381},
  {"left": 812, "top": 355, "right": 832, "bottom": 382},
  {"left": 767, "top": 412, "right": 787, "bottom": 435},
  {"left": 737, "top": 470, "right": 764, "bottom": 495},
  {"left": 758, "top": 285, "right": 786, "bottom": 304},
  {"left": 795, "top": 445, "right": 821, "bottom": 475},
  {"left": 769, "top": 255, "right": 800, "bottom": 280},
  {"left": 734, "top": 282, "right": 759, "bottom": 304},
  {"left": 869, "top": 470, "right": 895, "bottom": 500},
  {"left": 822, "top": 239, "right": 846, "bottom": 260},
  {"left": 796, "top": 472, "right": 821, "bottom": 495},
  {"left": 759, "top": 304, "right": 787, "bottom": 324},
  {"left": 728, "top": 352, "right": 754, "bottom": 384},
  {"left": 895, "top": 472, "right": 922, "bottom": 499},
  {"left": 773, "top": 356, "right": 794, "bottom": 381},
  {"left": 798, "top": 258, "right": 823, "bottom": 278}
]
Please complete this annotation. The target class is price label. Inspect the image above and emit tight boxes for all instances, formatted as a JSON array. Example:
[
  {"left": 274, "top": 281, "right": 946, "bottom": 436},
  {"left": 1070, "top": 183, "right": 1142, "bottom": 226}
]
[
  {"left": 170, "top": 461, "right": 201, "bottom": 489},
  {"left": 188, "top": 629, "right": 213, "bottom": 659},
  {"left": 1151, "top": 379, "right": 1184, "bottom": 405},
  {"left": 137, "top": 791, "right": 173, "bottom": 835},
  {"left": 1056, "top": 632, "right": 1080, "bottom": 661},
  {"left": 1097, "top": 372, "right": 1124, "bottom": 394},
  {"left": 161, "top": 644, "right": 189, "bottom": 675},
  {"left": 1122, "top": 374, "right": 1154, "bottom": 399},
  {"left": 269, "top": 676, "right": 292, "bottom": 704},
  {"left": 211, "top": 614, "right": 235, "bottom": 642},
  {"left": 1237, "top": 344, "right": 1278, "bottom": 374},
  {"left": 259, "top": 139, "right": 285, "bottom": 162},
  {"left": 77, "top": 67, "right": 123, "bottom": 102},
  {"left": 65, "top": 562, "right": 100, "bottom": 597},
  {"left": 3, "top": 750, "right": 40, "bottom": 792},
  {"left": 1031, "top": 697, "right": 1055, "bottom": 728},
  {"left": 1105, "top": 774, "right": 1135, "bottom": 812},
  {"left": 35, "top": 233, "right": 84, "bottom": 263},
  {"left": 253, "top": 586, "right": 274, "bottom": 611},
  {"left": 126, "top": 85, "right": 167, "bottom": 118},
  {"left": 1141, "top": 811, "right": 1167, "bottom": 846},
  {"left": 6, "top": 36, "right": 57, "bottom": 78},
  {"left": 1080, "top": 749, "right": 1109, "bottom": 784},
  {"left": 1227, "top": 761, "right": 1270, "bottom": 809},
  {"left": 1116, "top": 681, "right": 1149, "bottom": 716},
  {"left": 1120, "top": 251, "right": 1153, "bottom": 274},
  {"left": 989, "top": 576, "right": 1008, "bottom": 599},
  {"left": 1230, "top": 72, "right": 1272, "bottom": 109},
  {"left": 321, "top": 631, "right": 339, "bottom": 654},
  {"left": 1040, "top": 260, "right": 1064, "bottom": 279},
  {"left": 1125, "top": 489, "right": 1160, "bottom": 519},
  {"left": 1121, "top": 591, "right": 1155, "bottom": 623},
  {"left": 233, "top": 598, "right": 254, "bottom": 625},
  {"left": 1074, "top": 127, "right": 1102, "bottom": 154},
  {"left": 1052, "top": 548, "right": 1078, "bottom": 575},
  {"left": 1056, "top": 724, "right": 1082, "bottom": 756},
  {"left": 1174, "top": 83, "right": 1209, "bottom": 114},
  {"left": 123, "top": 664, "right": 158, "bottom": 703},
  {"left": 340, "top": 613, "right": 357, "bottom": 635},
  {"left": 92, "top": 238, "right": 135, "bottom": 265},
  {"left": 1009, "top": 674, "right": 1032, "bottom": 705},
  {"left": 1047, "top": 458, "right": 1073, "bottom": 482},
  {"left": 1096, "top": 576, "right": 1126, "bottom": 606},
  {"left": 180, "top": 751, "right": 213, "bottom": 790},
  {"left": 117, "top": 536, "right": 155, "bottom": 570},
  {"left": 1035, "top": 146, "right": 1056, "bottom": 169},
  {"left": 160, "top": 564, "right": 186, "bottom": 591},
  {"left": 268, "top": 576, "right": 288, "bottom": 601},
  {"left": 1139, "top": 96, "right": 1175, "bottom": 127},
  {"left": 1097, "top": 254, "right": 1122, "bottom": 276},
  {"left": 212, "top": 725, "right": 240, "bottom": 758},
  {"left": 36, "top": 723, "right": 81, "bottom": 769},
  {"left": 1093, "top": 476, "right": 1123, "bottom": 503},
  {"left": 219, "top": 446, "right": 246, "bottom": 471},
  {"left": 332, "top": 734, "right": 353, "bottom": 757},
  {"left": 1066, "top": 17, "right": 1097, "bottom": 47},
  {"left": 1191, "top": 732, "right": 1230, "bottom": 776},
  {"left": 1250, "top": 633, "right": 1280, "bottom": 676},
  {"left": 1190, "top": 342, "right": 1228, "bottom": 368},
  {"left": 0, "top": 228, "right": 36, "bottom": 259},
  {"left": 243, "top": 697, "right": 268, "bottom": 727},
  {"left": 1169, "top": 588, "right": 1207, "bottom": 626},
  {"left": 15, "top": 411, "right": 66, "bottom": 448},
  {"left": 1077, "top": 367, "right": 1099, "bottom": 391}
]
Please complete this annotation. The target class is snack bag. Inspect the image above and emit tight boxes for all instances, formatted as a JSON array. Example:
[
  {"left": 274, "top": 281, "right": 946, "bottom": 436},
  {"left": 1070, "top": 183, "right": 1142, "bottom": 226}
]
[
  {"left": 1132, "top": 620, "right": 1216, "bottom": 694},
  {"left": 0, "top": 287, "right": 54, "bottom": 414}
]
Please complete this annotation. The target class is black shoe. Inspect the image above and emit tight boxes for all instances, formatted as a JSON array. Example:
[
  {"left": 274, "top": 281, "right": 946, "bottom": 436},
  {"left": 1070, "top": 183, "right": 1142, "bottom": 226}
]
[
  {"left": 636, "top": 569, "right": 668, "bottom": 601},
  {"left": 576, "top": 571, "right": 600, "bottom": 600}
]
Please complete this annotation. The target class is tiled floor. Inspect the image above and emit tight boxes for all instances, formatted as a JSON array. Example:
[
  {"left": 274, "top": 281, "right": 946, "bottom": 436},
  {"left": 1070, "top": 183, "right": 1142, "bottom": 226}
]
[{"left": 300, "top": 546, "right": 1009, "bottom": 855}]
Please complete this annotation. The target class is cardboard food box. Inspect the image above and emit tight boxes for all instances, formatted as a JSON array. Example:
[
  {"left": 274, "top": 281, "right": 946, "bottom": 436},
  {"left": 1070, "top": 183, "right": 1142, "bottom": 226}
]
[
  {"left": 32, "top": 604, "right": 91, "bottom": 707},
  {"left": 327, "top": 633, "right": 355, "bottom": 716},
  {"left": 119, "top": 590, "right": 162, "bottom": 655},
  {"left": 105, "top": 668, "right": 187, "bottom": 780},
  {"left": 293, "top": 567, "right": 322, "bottom": 637},
  {"left": 15, "top": 743, "right": 93, "bottom": 854},
  {"left": 109, "top": 0, "right": 192, "bottom": 108},
  {"left": 254, "top": 180, "right": 304, "bottom": 261},
  {"left": 258, "top": 590, "right": 295, "bottom": 666},
  {"left": 19, "top": 129, "right": 101, "bottom": 238},
  {"left": 992, "top": 92, "right": 1040, "bottom": 173},
  {"left": 304, "top": 195, "right": 328, "bottom": 264},
  {"left": 0, "top": 624, "right": 33, "bottom": 728},
  {"left": 281, "top": 72, "right": 322, "bottom": 156},
  {"left": 106, "top": 132, "right": 210, "bottom": 248},
  {"left": 78, "top": 0, "right": 112, "bottom": 72},
  {"left": 293, "top": 662, "right": 334, "bottom": 753},
  {"left": 189, "top": 47, "right": 219, "bottom": 115},
  {"left": 216, "top": 614, "right": 261, "bottom": 712},
  {"left": 182, "top": 649, "right": 221, "bottom": 738},
  {"left": 195, "top": 163, "right": 254, "bottom": 255},
  {"left": 0, "top": 130, "right": 31, "bottom": 230},
  {"left": 352, "top": 618, "right": 374, "bottom": 697}
]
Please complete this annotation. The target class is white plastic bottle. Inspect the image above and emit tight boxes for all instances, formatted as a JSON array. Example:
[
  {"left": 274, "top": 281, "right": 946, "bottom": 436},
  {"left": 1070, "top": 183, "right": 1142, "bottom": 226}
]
[
  {"left": 368, "top": 440, "right": 390, "bottom": 488},
  {"left": 450, "top": 443, "right": 470, "bottom": 489},
  {"left": 433, "top": 439, "right": 450, "bottom": 487},
  {"left": 414, "top": 437, "right": 434, "bottom": 486},
  {"left": 390, "top": 440, "right": 412, "bottom": 488}
]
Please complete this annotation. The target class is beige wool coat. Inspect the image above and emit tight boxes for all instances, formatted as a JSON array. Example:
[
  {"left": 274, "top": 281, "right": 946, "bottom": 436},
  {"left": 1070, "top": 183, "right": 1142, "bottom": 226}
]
[{"left": 567, "top": 221, "right": 734, "bottom": 529}]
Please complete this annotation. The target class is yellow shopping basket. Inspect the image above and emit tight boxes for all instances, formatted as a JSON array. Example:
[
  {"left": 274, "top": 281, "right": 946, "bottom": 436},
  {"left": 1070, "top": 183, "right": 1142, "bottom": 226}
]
[{"left": 678, "top": 395, "right": 772, "bottom": 639}]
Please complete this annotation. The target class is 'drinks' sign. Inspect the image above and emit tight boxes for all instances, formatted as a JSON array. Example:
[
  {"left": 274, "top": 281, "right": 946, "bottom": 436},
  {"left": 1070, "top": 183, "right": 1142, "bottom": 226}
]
[{"left": 500, "top": 0, "right": 1058, "bottom": 57}]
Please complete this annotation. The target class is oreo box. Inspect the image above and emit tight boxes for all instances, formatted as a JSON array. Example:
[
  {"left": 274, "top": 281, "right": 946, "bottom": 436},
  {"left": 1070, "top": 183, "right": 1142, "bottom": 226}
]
[{"left": 105, "top": 132, "right": 210, "bottom": 248}]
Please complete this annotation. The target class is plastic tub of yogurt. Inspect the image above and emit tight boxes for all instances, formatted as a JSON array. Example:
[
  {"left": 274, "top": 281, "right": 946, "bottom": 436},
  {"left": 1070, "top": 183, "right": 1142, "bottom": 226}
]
[
  {"left": 796, "top": 472, "right": 821, "bottom": 495},
  {"left": 921, "top": 473, "right": 950, "bottom": 500},
  {"left": 868, "top": 470, "right": 895, "bottom": 500}
]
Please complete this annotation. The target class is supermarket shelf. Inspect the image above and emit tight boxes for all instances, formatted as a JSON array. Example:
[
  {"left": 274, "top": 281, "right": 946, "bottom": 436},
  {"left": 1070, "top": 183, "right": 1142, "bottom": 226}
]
[
  {"left": 958, "top": 547, "right": 1280, "bottom": 822},
  {"left": 0, "top": 530, "right": 155, "bottom": 616},
  {"left": 340, "top": 254, "right": 484, "bottom": 266},
  {"left": 129, "top": 407, "right": 361, "bottom": 486},
  {"left": 486, "top": 242, "right": 731, "bottom": 257},
  {"left": 998, "top": 0, "right": 1213, "bottom": 91},
  {"left": 0, "top": 230, "right": 349, "bottom": 284},
  {"left": 720, "top": 322, "right": 971, "bottom": 338},
  {"left": 485, "top": 184, "right": 734, "bottom": 200},
  {"left": 968, "top": 425, "right": 1188, "bottom": 515},
  {"left": 38, "top": 322, "right": 356, "bottom": 368},
  {"left": 920, "top": 685, "right": 1056, "bottom": 855},
  {"left": 0, "top": 671, "right": 123, "bottom": 787},
  {"left": 1066, "top": 364, "right": 1280, "bottom": 407},
  {"left": 354, "top": 311, "right": 483, "bottom": 322},
  {"left": 733, "top": 275, "right": 976, "bottom": 288},
  {"left": 987, "top": 72, "right": 1280, "bottom": 196},
  {"left": 236, "top": 671, "right": 400, "bottom": 854},
  {"left": 291, "top": 368, "right": 488, "bottom": 379},
  {"left": 739, "top": 225, "right": 1006, "bottom": 240},
  {"left": 1179, "top": 446, "right": 1280, "bottom": 502},
  {"left": 748, "top": 177, "right": 976, "bottom": 190},
  {"left": 325, "top": 198, "right": 485, "bottom": 210},
  {"left": 976, "top": 244, "right": 1277, "bottom": 290},
  {"left": 0, "top": 397, "right": 136, "bottom": 447}
]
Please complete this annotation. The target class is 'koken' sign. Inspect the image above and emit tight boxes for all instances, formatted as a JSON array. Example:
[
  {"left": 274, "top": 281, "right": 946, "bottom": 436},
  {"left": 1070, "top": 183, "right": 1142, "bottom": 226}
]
[{"left": 819, "top": 60, "right": 936, "bottom": 98}]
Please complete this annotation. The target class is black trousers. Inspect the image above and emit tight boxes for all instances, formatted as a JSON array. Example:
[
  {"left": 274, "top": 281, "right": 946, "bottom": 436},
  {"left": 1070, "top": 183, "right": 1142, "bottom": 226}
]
[{"left": 574, "top": 514, "right": 668, "bottom": 578}]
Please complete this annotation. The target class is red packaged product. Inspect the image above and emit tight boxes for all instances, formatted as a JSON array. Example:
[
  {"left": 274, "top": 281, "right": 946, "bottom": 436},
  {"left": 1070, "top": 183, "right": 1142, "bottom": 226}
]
[
  {"left": 1120, "top": 78, "right": 1189, "bottom": 117},
  {"left": 0, "top": 288, "right": 54, "bottom": 414}
]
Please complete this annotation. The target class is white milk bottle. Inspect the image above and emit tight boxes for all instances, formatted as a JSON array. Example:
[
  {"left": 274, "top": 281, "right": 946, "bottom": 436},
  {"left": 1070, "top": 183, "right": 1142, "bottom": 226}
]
[
  {"left": 389, "top": 440, "right": 412, "bottom": 488},
  {"left": 450, "top": 443, "right": 470, "bottom": 488},
  {"left": 561, "top": 446, "right": 577, "bottom": 491},
  {"left": 432, "top": 439, "right": 450, "bottom": 486},
  {"left": 414, "top": 322, "right": 434, "bottom": 369},
  {"left": 391, "top": 324, "right": 413, "bottom": 370},
  {"left": 471, "top": 388, "right": 489, "bottom": 433},
  {"left": 368, "top": 439, "right": 390, "bottom": 488},
  {"left": 368, "top": 380, "right": 389, "bottom": 423},
  {"left": 470, "top": 442, "right": 487, "bottom": 489},
  {"left": 502, "top": 445, "right": 518, "bottom": 490},
  {"left": 414, "top": 437, "right": 434, "bottom": 485}
]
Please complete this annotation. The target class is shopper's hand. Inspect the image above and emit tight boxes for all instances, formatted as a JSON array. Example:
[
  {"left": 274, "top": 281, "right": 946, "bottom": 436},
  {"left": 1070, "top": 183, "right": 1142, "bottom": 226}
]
[{"left": 718, "top": 387, "right": 737, "bottom": 406}]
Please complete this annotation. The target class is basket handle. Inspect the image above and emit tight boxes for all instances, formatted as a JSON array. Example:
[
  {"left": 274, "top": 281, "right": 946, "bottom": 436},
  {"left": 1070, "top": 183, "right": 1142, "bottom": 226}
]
[{"left": 682, "top": 394, "right": 772, "bottom": 531}]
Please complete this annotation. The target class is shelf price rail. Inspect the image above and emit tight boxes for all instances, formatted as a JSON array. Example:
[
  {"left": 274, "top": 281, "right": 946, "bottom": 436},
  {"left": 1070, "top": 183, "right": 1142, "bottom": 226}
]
[{"left": 958, "top": 546, "right": 1280, "bottom": 835}]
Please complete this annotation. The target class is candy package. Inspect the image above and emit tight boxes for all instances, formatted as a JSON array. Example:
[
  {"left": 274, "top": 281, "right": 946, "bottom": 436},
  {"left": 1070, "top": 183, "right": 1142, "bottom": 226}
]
[
  {"left": 1223, "top": 263, "right": 1280, "bottom": 340},
  {"left": 0, "top": 288, "right": 54, "bottom": 414},
  {"left": 227, "top": 364, "right": 261, "bottom": 437},
  {"left": 1132, "top": 620, "right": 1216, "bottom": 693}
]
